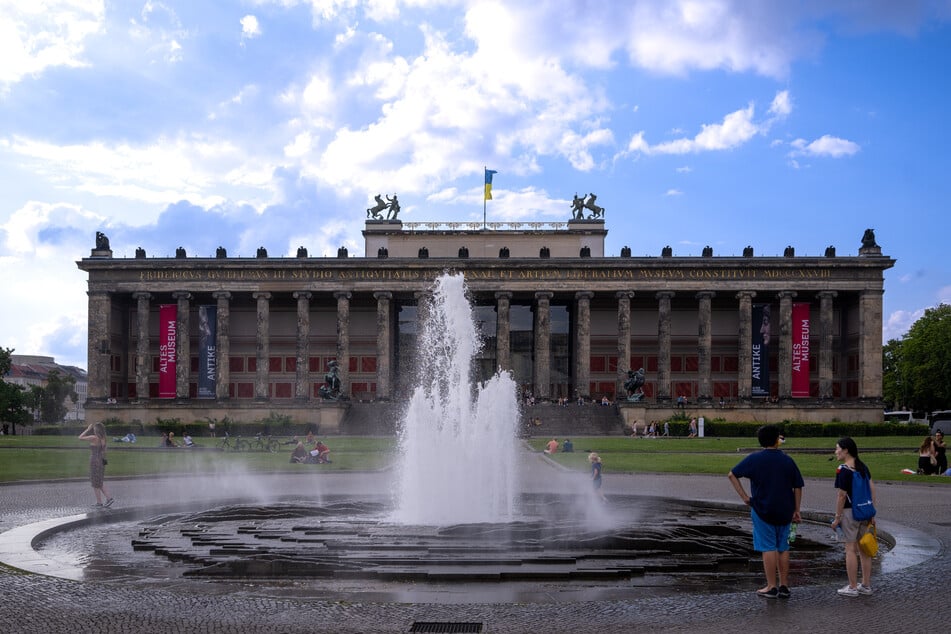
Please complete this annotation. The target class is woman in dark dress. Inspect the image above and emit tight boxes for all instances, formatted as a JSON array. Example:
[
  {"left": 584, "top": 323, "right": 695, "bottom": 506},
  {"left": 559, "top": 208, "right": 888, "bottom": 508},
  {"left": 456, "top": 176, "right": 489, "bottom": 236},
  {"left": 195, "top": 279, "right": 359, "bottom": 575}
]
[
  {"left": 933, "top": 431, "right": 947, "bottom": 474},
  {"left": 79, "top": 422, "right": 114, "bottom": 508}
]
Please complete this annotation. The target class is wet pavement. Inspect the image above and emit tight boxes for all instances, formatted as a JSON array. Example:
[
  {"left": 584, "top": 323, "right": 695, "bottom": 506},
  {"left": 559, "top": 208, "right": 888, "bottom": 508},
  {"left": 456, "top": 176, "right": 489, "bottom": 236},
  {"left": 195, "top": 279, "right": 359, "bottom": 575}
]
[{"left": 1, "top": 451, "right": 949, "bottom": 632}]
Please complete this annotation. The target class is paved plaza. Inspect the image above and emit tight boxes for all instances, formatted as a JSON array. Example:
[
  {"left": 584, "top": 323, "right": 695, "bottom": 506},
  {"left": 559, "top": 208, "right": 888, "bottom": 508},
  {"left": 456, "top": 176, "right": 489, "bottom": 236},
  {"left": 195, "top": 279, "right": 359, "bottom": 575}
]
[{"left": 1, "top": 452, "right": 949, "bottom": 633}]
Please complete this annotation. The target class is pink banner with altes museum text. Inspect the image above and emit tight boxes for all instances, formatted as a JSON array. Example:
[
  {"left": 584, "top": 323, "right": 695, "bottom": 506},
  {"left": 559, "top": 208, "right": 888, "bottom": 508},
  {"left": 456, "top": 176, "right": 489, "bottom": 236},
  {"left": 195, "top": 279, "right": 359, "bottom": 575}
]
[
  {"left": 158, "top": 304, "right": 177, "bottom": 398},
  {"left": 791, "top": 302, "right": 810, "bottom": 398}
]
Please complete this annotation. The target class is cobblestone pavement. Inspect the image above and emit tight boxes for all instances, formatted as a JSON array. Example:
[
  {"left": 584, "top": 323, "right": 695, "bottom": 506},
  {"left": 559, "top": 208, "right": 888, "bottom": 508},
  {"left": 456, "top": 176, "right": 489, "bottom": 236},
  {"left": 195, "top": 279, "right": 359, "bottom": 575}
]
[{"left": 1, "top": 452, "right": 949, "bottom": 633}]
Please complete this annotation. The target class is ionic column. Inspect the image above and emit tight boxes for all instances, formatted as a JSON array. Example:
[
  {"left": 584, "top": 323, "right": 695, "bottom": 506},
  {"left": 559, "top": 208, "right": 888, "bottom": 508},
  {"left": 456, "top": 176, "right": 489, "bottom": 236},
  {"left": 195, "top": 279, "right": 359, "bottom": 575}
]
[
  {"left": 575, "top": 291, "right": 594, "bottom": 400},
  {"left": 495, "top": 292, "right": 512, "bottom": 372},
  {"left": 133, "top": 292, "right": 151, "bottom": 400},
  {"left": 86, "top": 291, "right": 112, "bottom": 400},
  {"left": 616, "top": 292, "right": 633, "bottom": 399},
  {"left": 697, "top": 291, "right": 715, "bottom": 401},
  {"left": 736, "top": 291, "right": 756, "bottom": 400},
  {"left": 294, "top": 291, "right": 312, "bottom": 399},
  {"left": 253, "top": 292, "right": 271, "bottom": 400},
  {"left": 173, "top": 291, "right": 192, "bottom": 399},
  {"left": 335, "top": 291, "right": 352, "bottom": 398},
  {"left": 778, "top": 291, "right": 797, "bottom": 400},
  {"left": 655, "top": 291, "right": 674, "bottom": 401},
  {"left": 534, "top": 291, "right": 553, "bottom": 400},
  {"left": 859, "top": 289, "right": 884, "bottom": 400},
  {"left": 374, "top": 291, "right": 393, "bottom": 400},
  {"left": 213, "top": 291, "right": 231, "bottom": 400},
  {"left": 818, "top": 291, "right": 837, "bottom": 399}
]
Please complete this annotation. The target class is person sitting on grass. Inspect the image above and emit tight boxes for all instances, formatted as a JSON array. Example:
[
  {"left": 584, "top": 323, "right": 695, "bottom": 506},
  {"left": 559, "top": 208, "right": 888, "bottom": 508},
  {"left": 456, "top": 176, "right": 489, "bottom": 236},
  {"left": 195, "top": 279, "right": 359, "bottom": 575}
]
[
  {"left": 182, "top": 433, "right": 195, "bottom": 448},
  {"left": 290, "top": 441, "right": 308, "bottom": 464},
  {"left": 309, "top": 440, "right": 332, "bottom": 464}
]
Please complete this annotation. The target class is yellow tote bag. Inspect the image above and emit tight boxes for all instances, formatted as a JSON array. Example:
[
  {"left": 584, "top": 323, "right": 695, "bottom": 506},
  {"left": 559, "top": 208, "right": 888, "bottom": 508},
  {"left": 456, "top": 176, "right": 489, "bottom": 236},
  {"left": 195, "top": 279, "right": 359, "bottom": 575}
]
[{"left": 859, "top": 524, "right": 878, "bottom": 557}]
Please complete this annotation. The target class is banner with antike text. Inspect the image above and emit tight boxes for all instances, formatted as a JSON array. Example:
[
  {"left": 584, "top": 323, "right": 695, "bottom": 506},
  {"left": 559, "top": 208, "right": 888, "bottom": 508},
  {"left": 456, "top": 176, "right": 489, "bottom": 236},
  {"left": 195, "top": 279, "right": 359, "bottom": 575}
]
[
  {"left": 158, "top": 304, "right": 177, "bottom": 398},
  {"left": 197, "top": 305, "right": 217, "bottom": 399},
  {"left": 791, "top": 302, "right": 811, "bottom": 398},
  {"left": 752, "top": 304, "right": 771, "bottom": 398}
]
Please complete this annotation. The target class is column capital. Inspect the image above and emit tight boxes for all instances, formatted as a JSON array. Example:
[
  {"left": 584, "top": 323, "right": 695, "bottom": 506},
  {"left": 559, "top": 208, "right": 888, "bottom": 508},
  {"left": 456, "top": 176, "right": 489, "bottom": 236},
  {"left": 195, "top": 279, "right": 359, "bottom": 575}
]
[
  {"left": 293, "top": 291, "right": 312, "bottom": 300},
  {"left": 172, "top": 291, "right": 192, "bottom": 300},
  {"left": 252, "top": 291, "right": 271, "bottom": 300},
  {"left": 334, "top": 291, "right": 352, "bottom": 300},
  {"left": 534, "top": 291, "right": 553, "bottom": 302},
  {"left": 575, "top": 291, "right": 594, "bottom": 301},
  {"left": 655, "top": 291, "right": 675, "bottom": 301},
  {"left": 494, "top": 291, "right": 513, "bottom": 301},
  {"left": 817, "top": 290, "right": 838, "bottom": 300},
  {"left": 132, "top": 291, "right": 152, "bottom": 301},
  {"left": 777, "top": 290, "right": 797, "bottom": 300},
  {"left": 735, "top": 290, "right": 756, "bottom": 301},
  {"left": 212, "top": 291, "right": 232, "bottom": 300},
  {"left": 615, "top": 291, "right": 634, "bottom": 301},
  {"left": 695, "top": 291, "right": 715, "bottom": 301},
  {"left": 373, "top": 291, "right": 393, "bottom": 301}
]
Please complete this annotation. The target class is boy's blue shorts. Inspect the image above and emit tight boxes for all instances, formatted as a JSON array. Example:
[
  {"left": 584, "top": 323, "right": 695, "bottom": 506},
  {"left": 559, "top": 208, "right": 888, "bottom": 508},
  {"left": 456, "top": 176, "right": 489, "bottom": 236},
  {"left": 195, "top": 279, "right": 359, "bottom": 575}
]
[{"left": 750, "top": 508, "right": 791, "bottom": 553}]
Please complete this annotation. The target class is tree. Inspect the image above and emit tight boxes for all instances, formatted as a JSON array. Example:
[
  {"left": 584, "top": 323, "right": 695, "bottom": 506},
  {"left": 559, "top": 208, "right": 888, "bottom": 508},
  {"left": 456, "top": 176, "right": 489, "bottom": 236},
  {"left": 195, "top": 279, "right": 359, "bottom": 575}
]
[
  {"left": 885, "top": 304, "right": 951, "bottom": 414},
  {"left": 36, "top": 369, "right": 77, "bottom": 424},
  {"left": 0, "top": 347, "right": 30, "bottom": 434}
]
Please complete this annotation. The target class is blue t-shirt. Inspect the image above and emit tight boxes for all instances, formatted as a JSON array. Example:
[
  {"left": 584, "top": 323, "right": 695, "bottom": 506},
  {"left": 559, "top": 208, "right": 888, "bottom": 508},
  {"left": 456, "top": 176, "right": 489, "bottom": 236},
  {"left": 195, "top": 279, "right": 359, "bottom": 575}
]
[{"left": 731, "top": 448, "right": 805, "bottom": 526}]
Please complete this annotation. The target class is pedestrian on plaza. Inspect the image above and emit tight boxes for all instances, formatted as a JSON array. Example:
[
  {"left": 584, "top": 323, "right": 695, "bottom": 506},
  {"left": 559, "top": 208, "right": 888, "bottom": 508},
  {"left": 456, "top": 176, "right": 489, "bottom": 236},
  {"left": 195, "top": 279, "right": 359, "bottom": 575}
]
[
  {"left": 728, "top": 424, "right": 804, "bottom": 599},
  {"left": 918, "top": 436, "right": 938, "bottom": 475},
  {"left": 663, "top": 421, "right": 670, "bottom": 437},
  {"left": 544, "top": 438, "right": 559, "bottom": 454},
  {"left": 831, "top": 437, "right": 877, "bottom": 597},
  {"left": 589, "top": 452, "right": 606, "bottom": 501},
  {"left": 933, "top": 431, "right": 947, "bottom": 474},
  {"left": 688, "top": 418, "right": 698, "bottom": 438},
  {"left": 78, "top": 422, "right": 114, "bottom": 509}
]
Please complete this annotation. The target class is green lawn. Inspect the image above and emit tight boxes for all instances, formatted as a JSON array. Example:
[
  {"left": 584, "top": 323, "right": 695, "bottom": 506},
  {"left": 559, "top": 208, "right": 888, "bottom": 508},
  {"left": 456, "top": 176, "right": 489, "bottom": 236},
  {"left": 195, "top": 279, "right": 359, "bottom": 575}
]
[{"left": 0, "top": 434, "right": 943, "bottom": 484}]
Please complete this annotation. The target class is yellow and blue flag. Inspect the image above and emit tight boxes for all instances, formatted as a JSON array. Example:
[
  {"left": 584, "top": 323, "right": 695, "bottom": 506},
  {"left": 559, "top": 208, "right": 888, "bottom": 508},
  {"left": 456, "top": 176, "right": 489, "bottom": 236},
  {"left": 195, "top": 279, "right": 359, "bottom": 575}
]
[{"left": 484, "top": 169, "right": 498, "bottom": 201}]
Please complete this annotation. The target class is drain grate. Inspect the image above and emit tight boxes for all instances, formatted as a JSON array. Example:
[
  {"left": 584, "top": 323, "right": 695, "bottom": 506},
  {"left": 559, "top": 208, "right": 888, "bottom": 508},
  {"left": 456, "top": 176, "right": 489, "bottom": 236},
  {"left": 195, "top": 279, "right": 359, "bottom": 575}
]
[{"left": 409, "top": 622, "right": 483, "bottom": 633}]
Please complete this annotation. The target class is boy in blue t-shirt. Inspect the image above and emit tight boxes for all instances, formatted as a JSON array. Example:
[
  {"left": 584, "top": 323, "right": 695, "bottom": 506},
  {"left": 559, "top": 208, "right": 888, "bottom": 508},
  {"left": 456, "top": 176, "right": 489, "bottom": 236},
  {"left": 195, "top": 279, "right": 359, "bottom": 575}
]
[{"left": 728, "top": 424, "right": 804, "bottom": 599}]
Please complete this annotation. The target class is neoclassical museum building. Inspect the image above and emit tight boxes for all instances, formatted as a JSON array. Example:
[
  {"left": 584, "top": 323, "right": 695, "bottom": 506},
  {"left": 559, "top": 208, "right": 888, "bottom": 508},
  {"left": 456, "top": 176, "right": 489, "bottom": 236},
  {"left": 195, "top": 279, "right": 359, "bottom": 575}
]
[{"left": 78, "top": 216, "right": 894, "bottom": 430}]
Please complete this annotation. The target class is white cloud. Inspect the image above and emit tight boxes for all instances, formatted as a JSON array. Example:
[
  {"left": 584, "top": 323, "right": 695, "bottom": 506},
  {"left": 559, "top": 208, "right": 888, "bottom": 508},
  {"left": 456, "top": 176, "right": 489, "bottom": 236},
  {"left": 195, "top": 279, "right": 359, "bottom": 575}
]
[
  {"left": 769, "top": 90, "right": 792, "bottom": 116},
  {"left": 241, "top": 15, "right": 262, "bottom": 40},
  {"left": 884, "top": 308, "right": 925, "bottom": 342},
  {"left": 665, "top": 189, "right": 683, "bottom": 196},
  {"left": 676, "top": 166, "right": 692, "bottom": 173},
  {"left": 790, "top": 134, "right": 860, "bottom": 157},
  {"left": 0, "top": 0, "right": 105, "bottom": 87}
]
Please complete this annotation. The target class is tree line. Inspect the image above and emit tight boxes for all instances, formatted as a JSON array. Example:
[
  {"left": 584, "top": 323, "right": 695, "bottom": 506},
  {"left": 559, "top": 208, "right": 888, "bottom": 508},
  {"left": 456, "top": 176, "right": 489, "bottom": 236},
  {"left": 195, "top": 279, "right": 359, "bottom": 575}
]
[
  {"left": 882, "top": 303, "right": 951, "bottom": 415},
  {"left": 0, "top": 348, "right": 77, "bottom": 433}
]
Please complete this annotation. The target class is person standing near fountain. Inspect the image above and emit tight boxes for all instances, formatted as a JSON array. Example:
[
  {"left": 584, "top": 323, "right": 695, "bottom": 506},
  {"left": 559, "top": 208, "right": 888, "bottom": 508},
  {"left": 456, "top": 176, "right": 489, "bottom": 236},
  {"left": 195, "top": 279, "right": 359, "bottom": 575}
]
[
  {"left": 78, "top": 422, "right": 114, "bottom": 508},
  {"left": 589, "top": 453, "right": 606, "bottom": 501},
  {"left": 727, "top": 424, "right": 803, "bottom": 599}
]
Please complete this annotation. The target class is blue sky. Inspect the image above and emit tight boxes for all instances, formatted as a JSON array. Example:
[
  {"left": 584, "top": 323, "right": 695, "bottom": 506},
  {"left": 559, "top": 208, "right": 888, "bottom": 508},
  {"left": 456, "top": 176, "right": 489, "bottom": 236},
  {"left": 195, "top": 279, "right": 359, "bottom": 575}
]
[{"left": 2, "top": 0, "right": 950, "bottom": 369}]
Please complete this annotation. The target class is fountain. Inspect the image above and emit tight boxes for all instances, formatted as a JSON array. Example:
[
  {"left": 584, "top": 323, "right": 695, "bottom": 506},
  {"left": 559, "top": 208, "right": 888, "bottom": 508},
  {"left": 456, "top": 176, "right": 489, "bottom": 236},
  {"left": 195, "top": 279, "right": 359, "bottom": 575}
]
[{"left": 392, "top": 273, "right": 520, "bottom": 525}]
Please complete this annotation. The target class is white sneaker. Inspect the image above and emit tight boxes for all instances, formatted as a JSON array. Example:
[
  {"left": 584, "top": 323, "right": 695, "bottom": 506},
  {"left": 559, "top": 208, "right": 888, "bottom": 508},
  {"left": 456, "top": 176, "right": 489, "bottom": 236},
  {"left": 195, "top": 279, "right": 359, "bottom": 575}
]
[
  {"left": 857, "top": 584, "right": 873, "bottom": 595},
  {"left": 837, "top": 584, "right": 860, "bottom": 597}
]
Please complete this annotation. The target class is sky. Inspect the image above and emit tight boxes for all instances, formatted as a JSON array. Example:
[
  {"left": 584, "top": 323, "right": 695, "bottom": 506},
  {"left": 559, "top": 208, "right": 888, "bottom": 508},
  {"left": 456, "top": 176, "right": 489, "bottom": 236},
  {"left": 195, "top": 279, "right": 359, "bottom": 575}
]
[{"left": 2, "top": 0, "right": 950, "bottom": 370}]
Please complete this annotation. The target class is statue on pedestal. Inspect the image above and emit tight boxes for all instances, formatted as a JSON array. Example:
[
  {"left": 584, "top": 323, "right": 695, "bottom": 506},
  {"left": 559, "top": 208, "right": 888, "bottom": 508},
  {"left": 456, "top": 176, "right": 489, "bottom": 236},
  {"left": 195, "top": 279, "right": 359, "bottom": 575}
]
[
  {"left": 95, "top": 232, "right": 110, "bottom": 250},
  {"left": 318, "top": 360, "right": 342, "bottom": 400},
  {"left": 624, "top": 368, "right": 646, "bottom": 402}
]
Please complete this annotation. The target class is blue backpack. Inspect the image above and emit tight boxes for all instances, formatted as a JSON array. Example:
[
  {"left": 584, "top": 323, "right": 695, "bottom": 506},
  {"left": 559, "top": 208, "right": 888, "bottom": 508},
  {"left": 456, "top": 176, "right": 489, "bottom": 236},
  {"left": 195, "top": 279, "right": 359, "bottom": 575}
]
[{"left": 849, "top": 467, "right": 876, "bottom": 521}]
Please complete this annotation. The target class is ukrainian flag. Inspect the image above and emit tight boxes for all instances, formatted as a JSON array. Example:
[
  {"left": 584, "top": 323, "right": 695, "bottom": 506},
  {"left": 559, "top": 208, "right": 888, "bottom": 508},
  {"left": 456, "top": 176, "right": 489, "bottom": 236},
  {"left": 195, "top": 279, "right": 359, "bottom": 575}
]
[{"left": 484, "top": 169, "right": 498, "bottom": 201}]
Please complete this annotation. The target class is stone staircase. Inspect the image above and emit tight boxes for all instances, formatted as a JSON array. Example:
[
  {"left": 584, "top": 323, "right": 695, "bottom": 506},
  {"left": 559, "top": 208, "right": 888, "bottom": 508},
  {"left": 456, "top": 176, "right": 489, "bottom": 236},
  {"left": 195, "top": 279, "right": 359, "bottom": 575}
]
[{"left": 338, "top": 400, "right": 626, "bottom": 437}]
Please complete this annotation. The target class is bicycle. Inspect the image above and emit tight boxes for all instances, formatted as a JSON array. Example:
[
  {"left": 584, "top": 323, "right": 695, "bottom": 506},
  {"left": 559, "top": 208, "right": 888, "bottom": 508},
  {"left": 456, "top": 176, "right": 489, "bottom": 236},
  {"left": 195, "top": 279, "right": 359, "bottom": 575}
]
[
  {"left": 217, "top": 433, "right": 248, "bottom": 452},
  {"left": 251, "top": 433, "right": 277, "bottom": 453}
]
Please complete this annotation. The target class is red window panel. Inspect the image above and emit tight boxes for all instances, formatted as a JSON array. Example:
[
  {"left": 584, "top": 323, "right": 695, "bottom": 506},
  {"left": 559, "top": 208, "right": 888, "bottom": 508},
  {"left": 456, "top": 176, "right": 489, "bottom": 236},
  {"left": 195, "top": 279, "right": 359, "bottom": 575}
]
[
  {"left": 362, "top": 356, "right": 377, "bottom": 373},
  {"left": 237, "top": 382, "right": 254, "bottom": 398},
  {"left": 285, "top": 357, "right": 297, "bottom": 373},
  {"left": 152, "top": 356, "right": 160, "bottom": 372},
  {"left": 723, "top": 356, "right": 739, "bottom": 372},
  {"left": 674, "top": 381, "right": 694, "bottom": 398},
  {"left": 810, "top": 381, "right": 820, "bottom": 397},
  {"left": 631, "top": 355, "right": 644, "bottom": 370},
  {"left": 642, "top": 382, "right": 654, "bottom": 398},
  {"left": 711, "top": 356, "right": 721, "bottom": 372},
  {"left": 684, "top": 356, "right": 698, "bottom": 372},
  {"left": 228, "top": 383, "right": 235, "bottom": 398},
  {"left": 590, "top": 356, "right": 606, "bottom": 372},
  {"left": 351, "top": 382, "right": 368, "bottom": 394},
  {"left": 128, "top": 383, "right": 137, "bottom": 399},
  {"left": 269, "top": 357, "right": 283, "bottom": 372},
  {"left": 349, "top": 357, "right": 358, "bottom": 372},
  {"left": 713, "top": 382, "right": 733, "bottom": 398},
  {"left": 248, "top": 357, "right": 257, "bottom": 372},
  {"left": 309, "top": 357, "right": 320, "bottom": 372},
  {"left": 188, "top": 383, "right": 197, "bottom": 398},
  {"left": 846, "top": 381, "right": 858, "bottom": 398},
  {"left": 312, "top": 383, "right": 321, "bottom": 398},
  {"left": 230, "top": 356, "right": 245, "bottom": 373},
  {"left": 646, "top": 356, "right": 658, "bottom": 372},
  {"left": 274, "top": 382, "right": 292, "bottom": 398},
  {"left": 670, "top": 356, "right": 682, "bottom": 372},
  {"left": 833, "top": 382, "right": 842, "bottom": 398},
  {"left": 149, "top": 383, "right": 159, "bottom": 398},
  {"left": 190, "top": 357, "right": 199, "bottom": 372},
  {"left": 597, "top": 382, "right": 614, "bottom": 398},
  {"left": 607, "top": 356, "right": 618, "bottom": 372},
  {"left": 110, "top": 382, "right": 118, "bottom": 397}
]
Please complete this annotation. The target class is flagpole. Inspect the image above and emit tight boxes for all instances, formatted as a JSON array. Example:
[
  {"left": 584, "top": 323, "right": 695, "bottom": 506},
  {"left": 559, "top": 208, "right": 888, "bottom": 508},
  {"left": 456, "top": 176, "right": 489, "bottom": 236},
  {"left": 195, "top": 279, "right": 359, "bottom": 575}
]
[{"left": 483, "top": 165, "right": 487, "bottom": 230}]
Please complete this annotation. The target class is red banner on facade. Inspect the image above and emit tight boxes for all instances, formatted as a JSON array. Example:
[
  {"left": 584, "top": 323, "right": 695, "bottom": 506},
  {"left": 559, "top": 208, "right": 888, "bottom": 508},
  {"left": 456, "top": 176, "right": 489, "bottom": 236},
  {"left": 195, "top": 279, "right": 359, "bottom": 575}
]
[
  {"left": 159, "top": 304, "right": 177, "bottom": 398},
  {"left": 791, "top": 302, "right": 810, "bottom": 398}
]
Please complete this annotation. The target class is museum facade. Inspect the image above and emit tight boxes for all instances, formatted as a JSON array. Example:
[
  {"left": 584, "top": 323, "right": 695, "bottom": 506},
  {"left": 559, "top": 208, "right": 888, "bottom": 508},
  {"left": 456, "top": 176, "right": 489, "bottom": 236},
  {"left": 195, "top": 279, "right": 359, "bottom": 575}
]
[{"left": 78, "top": 219, "right": 894, "bottom": 429}]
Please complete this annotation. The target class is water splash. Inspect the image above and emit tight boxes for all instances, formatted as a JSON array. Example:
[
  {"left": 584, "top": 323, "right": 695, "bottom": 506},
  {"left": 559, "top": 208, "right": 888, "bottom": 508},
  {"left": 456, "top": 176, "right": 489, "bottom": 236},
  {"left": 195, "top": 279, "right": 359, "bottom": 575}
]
[{"left": 392, "top": 273, "right": 520, "bottom": 525}]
